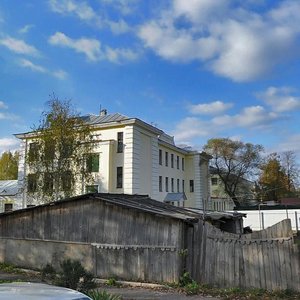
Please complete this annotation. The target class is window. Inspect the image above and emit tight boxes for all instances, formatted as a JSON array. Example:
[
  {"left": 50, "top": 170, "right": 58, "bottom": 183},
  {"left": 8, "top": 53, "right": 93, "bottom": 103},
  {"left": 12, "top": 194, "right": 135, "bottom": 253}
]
[
  {"left": 43, "top": 172, "right": 53, "bottom": 195},
  {"left": 86, "top": 153, "right": 99, "bottom": 172},
  {"left": 159, "top": 149, "right": 162, "bottom": 165},
  {"left": 117, "top": 132, "right": 123, "bottom": 153},
  {"left": 86, "top": 185, "right": 98, "bottom": 193},
  {"left": 177, "top": 178, "right": 180, "bottom": 192},
  {"left": 189, "top": 180, "right": 194, "bottom": 193},
  {"left": 61, "top": 171, "right": 72, "bottom": 191},
  {"left": 171, "top": 154, "right": 174, "bottom": 168},
  {"left": 182, "top": 180, "right": 185, "bottom": 192},
  {"left": 177, "top": 155, "right": 180, "bottom": 169},
  {"left": 211, "top": 178, "right": 218, "bottom": 185},
  {"left": 171, "top": 178, "right": 174, "bottom": 192},
  {"left": 28, "top": 142, "right": 39, "bottom": 161},
  {"left": 182, "top": 158, "right": 185, "bottom": 171},
  {"left": 165, "top": 152, "right": 169, "bottom": 167},
  {"left": 27, "top": 174, "right": 37, "bottom": 193},
  {"left": 61, "top": 139, "right": 73, "bottom": 158},
  {"left": 4, "top": 203, "right": 13, "bottom": 212},
  {"left": 159, "top": 176, "right": 162, "bottom": 192},
  {"left": 165, "top": 177, "right": 169, "bottom": 192},
  {"left": 45, "top": 139, "right": 55, "bottom": 160},
  {"left": 117, "top": 167, "right": 123, "bottom": 188}
]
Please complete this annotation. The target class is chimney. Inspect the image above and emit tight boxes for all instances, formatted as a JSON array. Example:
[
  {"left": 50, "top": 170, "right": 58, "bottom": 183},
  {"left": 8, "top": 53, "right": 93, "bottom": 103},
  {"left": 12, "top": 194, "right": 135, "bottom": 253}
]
[{"left": 100, "top": 109, "right": 107, "bottom": 116}]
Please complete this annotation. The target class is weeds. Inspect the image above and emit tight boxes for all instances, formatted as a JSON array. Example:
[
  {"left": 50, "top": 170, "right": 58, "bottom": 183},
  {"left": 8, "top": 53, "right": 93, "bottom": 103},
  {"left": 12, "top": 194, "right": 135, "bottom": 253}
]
[{"left": 86, "top": 290, "right": 122, "bottom": 300}]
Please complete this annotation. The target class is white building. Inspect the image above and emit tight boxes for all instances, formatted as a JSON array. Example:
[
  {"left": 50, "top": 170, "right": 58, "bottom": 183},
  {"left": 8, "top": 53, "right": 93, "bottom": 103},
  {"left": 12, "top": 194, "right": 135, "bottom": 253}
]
[
  {"left": 0, "top": 180, "right": 23, "bottom": 213},
  {"left": 15, "top": 111, "right": 211, "bottom": 209}
]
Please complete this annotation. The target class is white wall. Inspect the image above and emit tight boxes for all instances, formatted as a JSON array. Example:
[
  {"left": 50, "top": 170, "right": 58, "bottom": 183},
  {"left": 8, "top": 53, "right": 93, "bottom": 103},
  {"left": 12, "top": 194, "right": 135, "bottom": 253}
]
[{"left": 237, "top": 209, "right": 300, "bottom": 231}]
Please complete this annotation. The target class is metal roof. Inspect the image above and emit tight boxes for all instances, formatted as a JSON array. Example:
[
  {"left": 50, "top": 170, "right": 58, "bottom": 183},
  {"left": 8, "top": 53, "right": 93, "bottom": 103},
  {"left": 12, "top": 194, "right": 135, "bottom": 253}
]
[
  {"left": 0, "top": 180, "right": 19, "bottom": 196},
  {"left": 81, "top": 113, "right": 130, "bottom": 125},
  {"left": 164, "top": 193, "right": 187, "bottom": 202}
]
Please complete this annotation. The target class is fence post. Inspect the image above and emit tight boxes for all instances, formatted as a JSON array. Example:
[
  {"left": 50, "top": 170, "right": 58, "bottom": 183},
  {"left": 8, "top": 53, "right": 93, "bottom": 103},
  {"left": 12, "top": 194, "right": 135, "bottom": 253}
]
[
  {"left": 295, "top": 211, "right": 299, "bottom": 232},
  {"left": 261, "top": 212, "right": 265, "bottom": 230}
]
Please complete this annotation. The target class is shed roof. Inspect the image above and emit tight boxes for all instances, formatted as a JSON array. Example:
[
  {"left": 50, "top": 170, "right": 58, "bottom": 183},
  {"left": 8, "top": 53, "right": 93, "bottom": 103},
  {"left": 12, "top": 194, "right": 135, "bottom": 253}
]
[
  {"left": 0, "top": 192, "right": 245, "bottom": 222},
  {"left": 0, "top": 180, "right": 19, "bottom": 196}
]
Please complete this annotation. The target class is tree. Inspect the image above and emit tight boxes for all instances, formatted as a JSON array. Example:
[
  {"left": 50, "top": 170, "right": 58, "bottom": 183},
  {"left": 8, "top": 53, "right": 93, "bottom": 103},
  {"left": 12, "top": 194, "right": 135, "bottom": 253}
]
[
  {"left": 0, "top": 151, "right": 19, "bottom": 180},
  {"left": 204, "top": 138, "right": 264, "bottom": 207},
  {"left": 258, "top": 152, "right": 298, "bottom": 201},
  {"left": 27, "top": 97, "right": 94, "bottom": 202}
]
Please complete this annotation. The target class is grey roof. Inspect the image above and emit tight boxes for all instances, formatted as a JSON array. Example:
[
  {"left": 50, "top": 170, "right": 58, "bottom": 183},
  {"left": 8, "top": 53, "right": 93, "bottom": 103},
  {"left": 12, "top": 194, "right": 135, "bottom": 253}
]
[
  {"left": 164, "top": 193, "right": 187, "bottom": 202},
  {"left": 0, "top": 180, "right": 18, "bottom": 196},
  {"left": 81, "top": 113, "right": 130, "bottom": 125}
]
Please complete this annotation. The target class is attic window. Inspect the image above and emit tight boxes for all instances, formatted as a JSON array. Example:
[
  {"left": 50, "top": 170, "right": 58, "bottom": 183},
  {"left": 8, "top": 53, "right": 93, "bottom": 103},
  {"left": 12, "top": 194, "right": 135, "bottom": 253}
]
[{"left": 4, "top": 203, "right": 13, "bottom": 212}]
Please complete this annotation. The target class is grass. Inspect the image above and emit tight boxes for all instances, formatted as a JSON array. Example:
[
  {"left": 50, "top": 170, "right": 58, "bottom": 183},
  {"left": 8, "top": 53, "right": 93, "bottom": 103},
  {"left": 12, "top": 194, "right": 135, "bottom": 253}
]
[{"left": 0, "top": 262, "right": 24, "bottom": 274}]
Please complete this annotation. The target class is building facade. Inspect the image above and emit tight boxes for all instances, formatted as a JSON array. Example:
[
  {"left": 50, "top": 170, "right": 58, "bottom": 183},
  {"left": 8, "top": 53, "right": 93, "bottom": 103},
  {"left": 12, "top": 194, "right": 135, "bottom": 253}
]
[{"left": 15, "top": 111, "right": 211, "bottom": 209}]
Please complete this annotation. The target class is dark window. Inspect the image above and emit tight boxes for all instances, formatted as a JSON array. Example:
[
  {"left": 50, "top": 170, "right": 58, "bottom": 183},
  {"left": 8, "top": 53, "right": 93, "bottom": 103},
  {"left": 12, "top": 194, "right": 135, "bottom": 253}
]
[
  {"left": 159, "top": 176, "right": 162, "bottom": 192},
  {"left": 43, "top": 172, "right": 53, "bottom": 195},
  {"left": 165, "top": 177, "right": 169, "bottom": 192},
  {"left": 28, "top": 142, "right": 39, "bottom": 161},
  {"left": 189, "top": 180, "right": 194, "bottom": 193},
  {"left": 159, "top": 149, "right": 162, "bottom": 165},
  {"left": 4, "top": 203, "right": 13, "bottom": 212},
  {"left": 86, "top": 153, "right": 99, "bottom": 172},
  {"left": 27, "top": 174, "right": 37, "bottom": 193},
  {"left": 86, "top": 185, "right": 98, "bottom": 193},
  {"left": 177, "top": 155, "right": 180, "bottom": 169},
  {"left": 117, "top": 167, "right": 123, "bottom": 188},
  {"left": 61, "top": 140, "right": 73, "bottom": 158},
  {"left": 117, "top": 132, "right": 123, "bottom": 153},
  {"left": 171, "top": 154, "right": 174, "bottom": 168},
  {"left": 211, "top": 178, "right": 218, "bottom": 185},
  {"left": 177, "top": 178, "right": 180, "bottom": 192},
  {"left": 182, "top": 158, "right": 185, "bottom": 171},
  {"left": 171, "top": 178, "right": 174, "bottom": 192},
  {"left": 61, "top": 171, "right": 72, "bottom": 191},
  {"left": 182, "top": 180, "right": 185, "bottom": 192},
  {"left": 45, "top": 139, "right": 55, "bottom": 160},
  {"left": 165, "top": 152, "right": 168, "bottom": 167}
]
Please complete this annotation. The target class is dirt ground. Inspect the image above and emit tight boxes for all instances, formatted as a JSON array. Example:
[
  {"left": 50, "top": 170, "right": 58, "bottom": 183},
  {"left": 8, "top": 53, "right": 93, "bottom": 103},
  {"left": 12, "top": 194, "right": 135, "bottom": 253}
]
[{"left": 0, "top": 271, "right": 219, "bottom": 300}]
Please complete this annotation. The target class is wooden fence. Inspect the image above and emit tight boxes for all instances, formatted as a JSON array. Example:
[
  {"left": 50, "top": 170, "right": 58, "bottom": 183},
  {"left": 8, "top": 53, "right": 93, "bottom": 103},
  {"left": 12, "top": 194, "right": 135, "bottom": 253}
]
[{"left": 187, "top": 219, "right": 300, "bottom": 291}]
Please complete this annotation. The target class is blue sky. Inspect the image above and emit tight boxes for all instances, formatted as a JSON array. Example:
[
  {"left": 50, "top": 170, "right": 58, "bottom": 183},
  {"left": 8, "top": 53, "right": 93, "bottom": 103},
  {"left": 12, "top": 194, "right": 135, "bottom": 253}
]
[{"left": 1, "top": 0, "right": 300, "bottom": 158}]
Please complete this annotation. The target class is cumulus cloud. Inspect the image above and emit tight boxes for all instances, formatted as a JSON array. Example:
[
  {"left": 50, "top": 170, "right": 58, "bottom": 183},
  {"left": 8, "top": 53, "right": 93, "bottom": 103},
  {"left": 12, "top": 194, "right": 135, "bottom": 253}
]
[
  {"left": 18, "top": 58, "right": 68, "bottom": 80},
  {"left": 49, "top": 32, "right": 139, "bottom": 63},
  {"left": 173, "top": 117, "right": 211, "bottom": 141},
  {"left": 188, "top": 101, "right": 233, "bottom": 115},
  {"left": 0, "top": 137, "right": 20, "bottom": 153},
  {"left": 277, "top": 134, "right": 300, "bottom": 154},
  {"left": 257, "top": 86, "right": 300, "bottom": 112},
  {"left": 0, "top": 36, "right": 39, "bottom": 56},
  {"left": 102, "top": 0, "right": 139, "bottom": 15},
  {"left": 138, "top": 0, "right": 300, "bottom": 81},
  {"left": 212, "top": 106, "right": 281, "bottom": 128}
]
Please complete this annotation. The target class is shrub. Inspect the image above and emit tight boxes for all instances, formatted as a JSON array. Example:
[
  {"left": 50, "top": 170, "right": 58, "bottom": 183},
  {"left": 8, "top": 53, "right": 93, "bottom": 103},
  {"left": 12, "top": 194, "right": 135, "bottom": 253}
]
[
  {"left": 56, "top": 259, "right": 96, "bottom": 293},
  {"left": 86, "top": 290, "right": 122, "bottom": 300},
  {"left": 41, "top": 263, "right": 57, "bottom": 282}
]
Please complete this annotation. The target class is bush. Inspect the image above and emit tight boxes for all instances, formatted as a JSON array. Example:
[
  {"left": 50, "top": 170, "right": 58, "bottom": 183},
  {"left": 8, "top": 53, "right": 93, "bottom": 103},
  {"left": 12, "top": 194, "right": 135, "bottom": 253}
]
[
  {"left": 86, "top": 290, "right": 122, "bottom": 300},
  {"left": 56, "top": 259, "right": 96, "bottom": 293},
  {"left": 41, "top": 263, "right": 57, "bottom": 282},
  {"left": 179, "top": 272, "right": 193, "bottom": 287}
]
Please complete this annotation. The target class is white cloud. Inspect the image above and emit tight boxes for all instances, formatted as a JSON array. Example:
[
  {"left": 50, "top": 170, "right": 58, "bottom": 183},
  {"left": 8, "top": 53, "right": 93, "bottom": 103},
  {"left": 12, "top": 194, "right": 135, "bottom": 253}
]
[
  {"left": 18, "top": 59, "right": 68, "bottom": 80},
  {"left": 138, "top": 0, "right": 300, "bottom": 81},
  {"left": 277, "top": 134, "right": 300, "bottom": 154},
  {"left": 212, "top": 106, "right": 281, "bottom": 128},
  {"left": 0, "top": 36, "right": 39, "bottom": 56},
  {"left": 0, "top": 112, "right": 18, "bottom": 121},
  {"left": 49, "top": 32, "right": 139, "bottom": 63},
  {"left": 0, "top": 101, "right": 8, "bottom": 109},
  {"left": 188, "top": 101, "right": 233, "bottom": 115},
  {"left": 257, "top": 86, "right": 300, "bottom": 112},
  {"left": 49, "top": 32, "right": 102, "bottom": 61},
  {"left": 103, "top": 0, "right": 139, "bottom": 15},
  {"left": 18, "top": 24, "right": 34, "bottom": 34},
  {"left": 0, "top": 137, "right": 20, "bottom": 154},
  {"left": 49, "top": 0, "right": 97, "bottom": 22},
  {"left": 173, "top": 117, "right": 211, "bottom": 141}
]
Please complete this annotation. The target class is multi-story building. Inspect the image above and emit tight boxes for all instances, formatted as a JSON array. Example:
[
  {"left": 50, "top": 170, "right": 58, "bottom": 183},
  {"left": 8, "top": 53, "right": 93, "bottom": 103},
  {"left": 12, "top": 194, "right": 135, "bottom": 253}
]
[{"left": 15, "top": 110, "right": 211, "bottom": 209}]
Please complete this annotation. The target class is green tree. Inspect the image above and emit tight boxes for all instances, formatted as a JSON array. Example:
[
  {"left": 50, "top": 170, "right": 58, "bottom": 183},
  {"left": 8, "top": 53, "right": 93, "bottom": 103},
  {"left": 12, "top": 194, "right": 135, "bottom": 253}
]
[
  {"left": 204, "top": 138, "right": 264, "bottom": 207},
  {"left": 0, "top": 151, "right": 19, "bottom": 180},
  {"left": 27, "top": 97, "right": 94, "bottom": 202}
]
